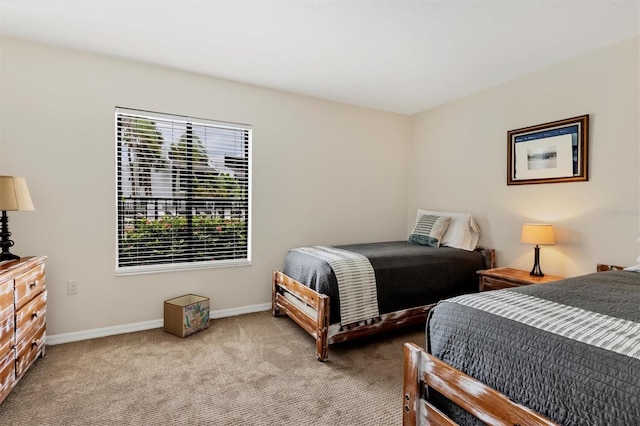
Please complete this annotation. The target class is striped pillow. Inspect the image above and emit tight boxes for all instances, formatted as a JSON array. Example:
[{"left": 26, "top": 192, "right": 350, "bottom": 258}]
[{"left": 408, "top": 214, "right": 451, "bottom": 248}]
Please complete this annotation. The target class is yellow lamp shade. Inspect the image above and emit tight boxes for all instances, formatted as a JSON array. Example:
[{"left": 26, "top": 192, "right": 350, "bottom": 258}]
[
  {"left": 521, "top": 223, "right": 555, "bottom": 246},
  {"left": 0, "top": 176, "right": 35, "bottom": 261},
  {"left": 0, "top": 176, "right": 34, "bottom": 211}
]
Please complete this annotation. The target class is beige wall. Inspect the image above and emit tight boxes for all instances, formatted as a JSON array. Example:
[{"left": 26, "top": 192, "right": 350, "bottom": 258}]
[
  {"left": 2, "top": 35, "right": 638, "bottom": 337},
  {"left": 0, "top": 37, "right": 410, "bottom": 336},
  {"left": 408, "top": 36, "right": 640, "bottom": 277}
]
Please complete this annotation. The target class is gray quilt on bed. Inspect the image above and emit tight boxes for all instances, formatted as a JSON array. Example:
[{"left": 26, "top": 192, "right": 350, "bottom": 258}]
[
  {"left": 282, "top": 241, "right": 486, "bottom": 325},
  {"left": 427, "top": 270, "right": 640, "bottom": 425}
]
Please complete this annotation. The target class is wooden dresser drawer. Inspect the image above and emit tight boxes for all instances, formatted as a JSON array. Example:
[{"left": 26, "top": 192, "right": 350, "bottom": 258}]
[
  {"left": 15, "top": 290, "right": 46, "bottom": 343},
  {"left": 0, "top": 348, "right": 16, "bottom": 404},
  {"left": 0, "top": 279, "right": 14, "bottom": 321},
  {"left": 14, "top": 262, "right": 45, "bottom": 310},
  {"left": 15, "top": 321, "right": 45, "bottom": 379},
  {"left": 0, "top": 315, "right": 14, "bottom": 357}
]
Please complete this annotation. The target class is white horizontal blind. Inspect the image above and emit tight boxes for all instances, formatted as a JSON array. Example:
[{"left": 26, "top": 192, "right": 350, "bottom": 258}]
[{"left": 115, "top": 107, "right": 251, "bottom": 274}]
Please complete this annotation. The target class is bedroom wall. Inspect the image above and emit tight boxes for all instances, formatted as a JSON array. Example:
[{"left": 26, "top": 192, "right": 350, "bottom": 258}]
[
  {"left": 408, "top": 36, "right": 640, "bottom": 277},
  {"left": 0, "top": 37, "right": 410, "bottom": 337}
]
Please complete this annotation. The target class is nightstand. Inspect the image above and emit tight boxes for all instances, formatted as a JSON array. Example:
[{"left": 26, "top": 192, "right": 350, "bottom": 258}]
[{"left": 477, "top": 267, "right": 564, "bottom": 291}]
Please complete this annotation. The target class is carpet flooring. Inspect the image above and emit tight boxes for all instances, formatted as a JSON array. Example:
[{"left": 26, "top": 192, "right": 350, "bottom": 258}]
[{"left": 0, "top": 311, "right": 425, "bottom": 425}]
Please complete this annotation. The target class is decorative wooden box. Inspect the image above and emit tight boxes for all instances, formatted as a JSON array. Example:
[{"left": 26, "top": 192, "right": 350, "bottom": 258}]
[{"left": 163, "top": 294, "right": 210, "bottom": 338}]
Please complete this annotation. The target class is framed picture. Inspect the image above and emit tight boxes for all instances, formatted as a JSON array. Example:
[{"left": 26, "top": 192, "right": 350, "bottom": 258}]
[{"left": 507, "top": 115, "right": 589, "bottom": 185}]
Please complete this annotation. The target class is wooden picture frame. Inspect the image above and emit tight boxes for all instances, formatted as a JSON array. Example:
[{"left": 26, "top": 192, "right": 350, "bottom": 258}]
[{"left": 507, "top": 115, "right": 589, "bottom": 185}]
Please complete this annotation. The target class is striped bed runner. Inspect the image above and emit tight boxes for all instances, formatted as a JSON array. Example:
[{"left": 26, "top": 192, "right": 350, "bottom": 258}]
[
  {"left": 292, "top": 246, "right": 379, "bottom": 325},
  {"left": 446, "top": 290, "right": 640, "bottom": 359}
]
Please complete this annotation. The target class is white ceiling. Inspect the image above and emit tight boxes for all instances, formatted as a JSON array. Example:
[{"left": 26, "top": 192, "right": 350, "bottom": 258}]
[{"left": 1, "top": 0, "right": 639, "bottom": 115}]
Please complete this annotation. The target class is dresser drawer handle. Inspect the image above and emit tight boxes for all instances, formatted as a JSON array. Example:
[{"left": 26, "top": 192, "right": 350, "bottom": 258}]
[
  {"left": 31, "top": 312, "right": 39, "bottom": 319},
  {"left": 31, "top": 341, "right": 38, "bottom": 348},
  {"left": 29, "top": 281, "right": 38, "bottom": 288}
]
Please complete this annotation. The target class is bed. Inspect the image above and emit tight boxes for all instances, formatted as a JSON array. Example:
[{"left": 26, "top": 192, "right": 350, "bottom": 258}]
[
  {"left": 273, "top": 242, "right": 495, "bottom": 362},
  {"left": 402, "top": 268, "right": 640, "bottom": 425},
  {"left": 272, "top": 210, "right": 495, "bottom": 361}
]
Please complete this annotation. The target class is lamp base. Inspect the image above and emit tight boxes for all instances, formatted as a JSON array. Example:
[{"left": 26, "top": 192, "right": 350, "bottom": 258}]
[
  {"left": 0, "top": 252, "right": 19, "bottom": 262},
  {"left": 530, "top": 245, "right": 544, "bottom": 277},
  {"left": 0, "top": 211, "right": 20, "bottom": 262},
  {"left": 530, "top": 267, "right": 544, "bottom": 277}
]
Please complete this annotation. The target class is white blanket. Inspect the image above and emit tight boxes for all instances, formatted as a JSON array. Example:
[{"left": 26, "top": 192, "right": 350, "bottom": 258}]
[
  {"left": 448, "top": 290, "right": 640, "bottom": 360},
  {"left": 292, "top": 246, "right": 379, "bottom": 325}
]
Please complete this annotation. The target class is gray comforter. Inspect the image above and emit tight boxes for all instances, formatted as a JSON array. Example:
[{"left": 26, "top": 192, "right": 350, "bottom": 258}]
[
  {"left": 282, "top": 241, "right": 486, "bottom": 325},
  {"left": 427, "top": 270, "right": 640, "bottom": 425}
]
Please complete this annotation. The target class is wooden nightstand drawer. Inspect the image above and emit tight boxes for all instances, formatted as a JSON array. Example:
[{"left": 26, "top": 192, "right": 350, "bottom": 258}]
[
  {"left": 15, "top": 290, "right": 46, "bottom": 343},
  {"left": 481, "top": 276, "right": 519, "bottom": 291},
  {"left": 15, "top": 321, "right": 45, "bottom": 379},
  {"left": 478, "top": 267, "right": 564, "bottom": 291},
  {"left": 14, "top": 262, "right": 45, "bottom": 310}
]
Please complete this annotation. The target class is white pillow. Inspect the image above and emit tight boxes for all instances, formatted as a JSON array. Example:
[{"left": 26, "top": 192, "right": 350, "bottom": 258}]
[
  {"left": 415, "top": 209, "right": 480, "bottom": 251},
  {"left": 623, "top": 265, "right": 640, "bottom": 272}
]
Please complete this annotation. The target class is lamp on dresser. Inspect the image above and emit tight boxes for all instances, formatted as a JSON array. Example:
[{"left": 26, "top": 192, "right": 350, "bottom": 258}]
[
  {"left": 521, "top": 223, "right": 556, "bottom": 277},
  {"left": 0, "top": 176, "right": 35, "bottom": 261}
]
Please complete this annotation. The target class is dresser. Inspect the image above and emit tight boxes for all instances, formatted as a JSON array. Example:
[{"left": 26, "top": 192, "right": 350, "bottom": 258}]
[{"left": 0, "top": 256, "right": 46, "bottom": 404}]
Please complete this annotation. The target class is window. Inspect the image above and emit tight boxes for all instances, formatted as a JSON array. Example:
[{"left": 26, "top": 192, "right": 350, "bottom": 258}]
[{"left": 115, "top": 107, "right": 251, "bottom": 274}]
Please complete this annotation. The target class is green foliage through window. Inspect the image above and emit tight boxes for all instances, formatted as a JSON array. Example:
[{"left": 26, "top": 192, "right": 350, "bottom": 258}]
[{"left": 120, "top": 215, "right": 248, "bottom": 265}]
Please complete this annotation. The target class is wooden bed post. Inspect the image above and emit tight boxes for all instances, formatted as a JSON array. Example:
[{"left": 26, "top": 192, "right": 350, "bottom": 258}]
[
  {"left": 403, "top": 343, "right": 420, "bottom": 426},
  {"left": 271, "top": 270, "right": 281, "bottom": 317},
  {"left": 480, "top": 248, "right": 497, "bottom": 269},
  {"left": 316, "top": 296, "right": 330, "bottom": 361}
]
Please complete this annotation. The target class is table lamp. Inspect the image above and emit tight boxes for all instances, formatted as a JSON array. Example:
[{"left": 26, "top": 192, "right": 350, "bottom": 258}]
[
  {"left": 0, "top": 176, "right": 35, "bottom": 261},
  {"left": 521, "top": 223, "right": 555, "bottom": 277}
]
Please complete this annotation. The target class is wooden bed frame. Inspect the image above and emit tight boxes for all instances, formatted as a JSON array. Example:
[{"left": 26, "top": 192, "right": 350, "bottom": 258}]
[
  {"left": 402, "top": 264, "right": 628, "bottom": 425},
  {"left": 402, "top": 343, "right": 558, "bottom": 426},
  {"left": 272, "top": 248, "right": 495, "bottom": 361}
]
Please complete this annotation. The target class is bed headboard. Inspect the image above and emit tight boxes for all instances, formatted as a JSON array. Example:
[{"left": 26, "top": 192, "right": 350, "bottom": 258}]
[
  {"left": 478, "top": 248, "right": 496, "bottom": 269},
  {"left": 596, "top": 264, "right": 625, "bottom": 272}
]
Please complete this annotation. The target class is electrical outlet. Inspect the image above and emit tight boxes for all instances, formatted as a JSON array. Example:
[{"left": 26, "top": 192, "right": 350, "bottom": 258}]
[{"left": 67, "top": 280, "right": 79, "bottom": 295}]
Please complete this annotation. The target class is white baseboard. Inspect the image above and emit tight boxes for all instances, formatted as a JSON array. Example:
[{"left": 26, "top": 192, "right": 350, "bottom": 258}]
[{"left": 47, "top": 302, "right": 271, "bottom": 345}]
